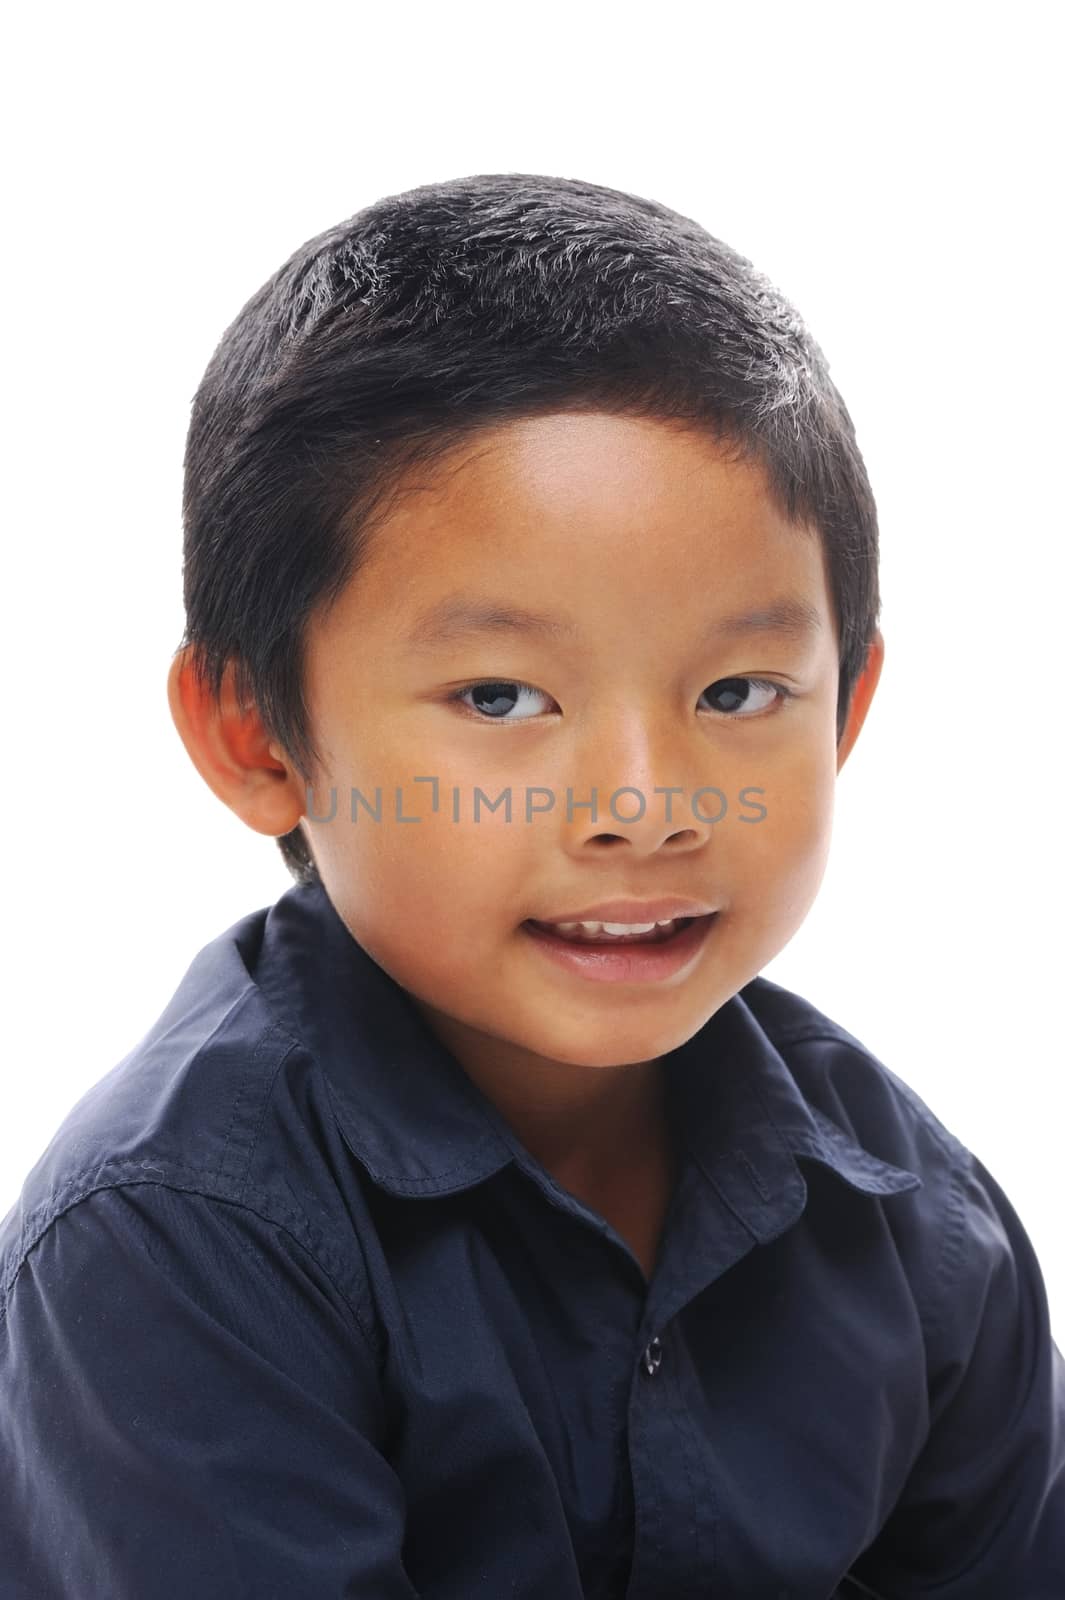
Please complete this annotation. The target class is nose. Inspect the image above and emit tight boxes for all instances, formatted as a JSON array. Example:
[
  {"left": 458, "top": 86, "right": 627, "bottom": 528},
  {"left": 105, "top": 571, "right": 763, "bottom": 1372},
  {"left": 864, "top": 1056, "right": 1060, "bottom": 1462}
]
[{"left": 560, "top": 716, "right": 716, "bottom": 857}]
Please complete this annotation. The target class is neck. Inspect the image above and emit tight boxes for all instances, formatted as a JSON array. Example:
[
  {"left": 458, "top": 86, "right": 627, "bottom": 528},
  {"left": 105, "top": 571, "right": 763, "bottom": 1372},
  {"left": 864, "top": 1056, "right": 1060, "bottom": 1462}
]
[{"left": 413, "top": 1001, "right": 672, "bottom": 1193}]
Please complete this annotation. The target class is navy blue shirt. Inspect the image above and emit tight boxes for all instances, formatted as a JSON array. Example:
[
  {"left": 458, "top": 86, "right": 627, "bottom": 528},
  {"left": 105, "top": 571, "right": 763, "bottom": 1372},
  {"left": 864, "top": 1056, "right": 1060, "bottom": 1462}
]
[{"left": 2, "top": 879, "right": 1063, "bottom": 1598}]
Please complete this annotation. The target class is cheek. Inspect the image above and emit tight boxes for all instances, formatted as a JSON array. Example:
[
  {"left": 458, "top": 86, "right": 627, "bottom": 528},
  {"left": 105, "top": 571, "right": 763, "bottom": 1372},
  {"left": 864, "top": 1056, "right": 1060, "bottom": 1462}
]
[
  {"left": 332, "top": 815, "right": 534, "bottom": 1010},
  {"left": 736, "top": 748, "right": 836, "bottom": 894},
  {"left": 322, "top": 800, "right": 537, "bottom": 930}
]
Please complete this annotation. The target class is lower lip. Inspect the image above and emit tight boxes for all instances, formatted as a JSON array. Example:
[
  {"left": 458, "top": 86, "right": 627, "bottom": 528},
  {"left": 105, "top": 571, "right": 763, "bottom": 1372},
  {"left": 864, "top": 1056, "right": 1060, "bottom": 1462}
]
[{"left": 520, "top": 914, "right": 718, "bottom": 984}]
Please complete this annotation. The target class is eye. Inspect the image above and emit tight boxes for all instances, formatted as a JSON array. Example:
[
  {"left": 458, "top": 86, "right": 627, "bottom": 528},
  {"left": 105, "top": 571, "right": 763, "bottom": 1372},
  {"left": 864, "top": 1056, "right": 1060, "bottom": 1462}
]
[
  {"left": 449, "top": 680, "right": 556, "bottom": 722},
  {"left": 448, "top": 676, "right": 794, "bottom": 724},
  {"left": 698, "top": 676, "right": 794, "bottom": 718}
]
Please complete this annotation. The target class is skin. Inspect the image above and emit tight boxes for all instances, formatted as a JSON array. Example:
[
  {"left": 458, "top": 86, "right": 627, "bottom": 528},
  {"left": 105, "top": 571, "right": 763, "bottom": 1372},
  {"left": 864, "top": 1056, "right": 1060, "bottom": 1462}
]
[{"left": 168, "top": 412, "right": 884, "bottom": 1263}]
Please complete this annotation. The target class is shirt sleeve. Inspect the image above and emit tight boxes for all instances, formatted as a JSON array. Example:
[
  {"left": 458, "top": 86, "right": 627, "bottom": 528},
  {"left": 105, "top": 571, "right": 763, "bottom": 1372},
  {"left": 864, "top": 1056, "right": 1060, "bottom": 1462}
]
[
  {"left": 851, "top": 1146, "right": 1065, "bottom": 1596},
  {"left": 0, "top": 1179, "right": 423, "bottom": 1599}
]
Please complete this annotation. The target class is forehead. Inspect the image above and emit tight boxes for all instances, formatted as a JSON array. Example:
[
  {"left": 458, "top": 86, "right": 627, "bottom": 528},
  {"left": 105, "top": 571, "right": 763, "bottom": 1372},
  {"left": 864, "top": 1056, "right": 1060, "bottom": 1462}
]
[{"left": 322, "top": 412, "right": 832, "bottom": 644}]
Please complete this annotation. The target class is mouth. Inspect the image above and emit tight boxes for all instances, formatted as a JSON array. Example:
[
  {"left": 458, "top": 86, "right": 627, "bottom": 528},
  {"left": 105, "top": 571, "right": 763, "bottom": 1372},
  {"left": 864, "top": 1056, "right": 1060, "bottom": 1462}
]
[
  {"left": 520, "top": 911, "right": 718, "bottom": 984},
  {"left": 525, "top": 914, "right": 698, "bottom": 945}
]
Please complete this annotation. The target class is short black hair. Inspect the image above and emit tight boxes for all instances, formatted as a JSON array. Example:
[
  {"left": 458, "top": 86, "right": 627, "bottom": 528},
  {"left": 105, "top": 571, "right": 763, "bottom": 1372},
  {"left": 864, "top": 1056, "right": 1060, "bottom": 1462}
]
[{"left": 177, "top": 172, "right": 880, "bottom": 887}]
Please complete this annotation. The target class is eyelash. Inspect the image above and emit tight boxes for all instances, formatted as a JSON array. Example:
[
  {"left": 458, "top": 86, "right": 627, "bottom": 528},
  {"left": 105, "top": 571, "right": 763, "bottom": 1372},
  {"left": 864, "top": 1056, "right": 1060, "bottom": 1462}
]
[{"left": 447, "top": 677, "right": 796, "bottom": 724}]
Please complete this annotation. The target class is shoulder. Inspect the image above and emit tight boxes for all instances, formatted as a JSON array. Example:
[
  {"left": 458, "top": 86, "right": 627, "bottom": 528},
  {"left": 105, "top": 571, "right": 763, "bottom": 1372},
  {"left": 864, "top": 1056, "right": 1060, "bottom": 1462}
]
[
  {"left": 740, "top": 972, "right": 967, "bottom": 1175},
  {"left": 0, "top": 913, "right": 372, "bottom": 1336},
  {"left": 736, "top": 975, "right": 1016, "bottom": 1345},
  {"left": 740, "top": 984, "right": 1065, "bottom": 1579}
]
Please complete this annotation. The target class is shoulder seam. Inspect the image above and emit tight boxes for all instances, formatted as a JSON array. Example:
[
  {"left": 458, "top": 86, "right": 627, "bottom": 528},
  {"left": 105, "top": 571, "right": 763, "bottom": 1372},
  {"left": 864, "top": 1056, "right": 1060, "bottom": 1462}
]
[
  {"left": 922, "top": 1147, "right": 973, "bottom": 1355},
  {"left": 212, "top": 1017, "right": 303, "bottom": 1200},
  {"left": 0, "top": 1165, "right": 380, "bottom": 1359}
]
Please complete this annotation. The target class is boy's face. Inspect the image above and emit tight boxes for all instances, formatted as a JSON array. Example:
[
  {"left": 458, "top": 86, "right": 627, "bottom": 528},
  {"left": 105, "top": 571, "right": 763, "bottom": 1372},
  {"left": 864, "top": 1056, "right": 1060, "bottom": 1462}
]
[{"left": 288, "top": 412, "right": 881, "bottom": 1091}]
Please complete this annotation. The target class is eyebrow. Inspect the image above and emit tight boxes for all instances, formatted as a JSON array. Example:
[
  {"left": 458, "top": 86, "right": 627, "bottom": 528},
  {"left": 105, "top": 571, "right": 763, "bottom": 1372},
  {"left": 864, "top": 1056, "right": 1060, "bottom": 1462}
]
[{"left": 406, "top": 594, "right": 825, "bottom": 650}]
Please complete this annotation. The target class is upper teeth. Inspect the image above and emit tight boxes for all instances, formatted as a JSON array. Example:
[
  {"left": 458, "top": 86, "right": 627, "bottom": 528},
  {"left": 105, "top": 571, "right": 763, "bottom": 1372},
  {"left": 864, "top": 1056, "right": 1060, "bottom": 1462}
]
[{"left": 550, "top": 918, "right": 678, "bottom": 935}]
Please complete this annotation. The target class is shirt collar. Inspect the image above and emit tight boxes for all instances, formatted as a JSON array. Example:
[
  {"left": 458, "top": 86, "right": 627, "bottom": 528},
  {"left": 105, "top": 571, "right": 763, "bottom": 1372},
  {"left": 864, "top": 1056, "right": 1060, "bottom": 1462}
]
[{"left": 247, "top": 881, "right": 921, "bottom": 1239}]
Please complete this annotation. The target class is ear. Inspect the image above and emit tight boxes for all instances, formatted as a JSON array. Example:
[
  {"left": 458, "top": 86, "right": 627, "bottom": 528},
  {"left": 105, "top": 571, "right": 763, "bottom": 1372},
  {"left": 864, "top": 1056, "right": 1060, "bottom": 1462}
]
[
  {"left": 166, "top": 647, "right": 306, "bottom": 837},
  {"left": 836, "top": 629, "right": 885, "bottom": 773}
]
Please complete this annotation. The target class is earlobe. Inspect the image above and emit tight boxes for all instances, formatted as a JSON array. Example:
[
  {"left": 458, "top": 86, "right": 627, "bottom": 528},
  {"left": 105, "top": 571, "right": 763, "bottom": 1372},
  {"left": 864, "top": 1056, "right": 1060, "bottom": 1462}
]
[
  {"left": 166, "top": 648, "right": 305, "bottom": 838},
  {"left": 836, "top": 629, "right": 885, "bottom": 773}
]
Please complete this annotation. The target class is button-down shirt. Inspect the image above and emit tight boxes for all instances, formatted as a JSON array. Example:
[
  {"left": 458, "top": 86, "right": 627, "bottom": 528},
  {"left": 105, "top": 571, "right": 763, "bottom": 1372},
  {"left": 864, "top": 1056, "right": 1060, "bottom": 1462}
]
[{"left": 2, "top": 879, "right": 1063, "bottom": 1597}]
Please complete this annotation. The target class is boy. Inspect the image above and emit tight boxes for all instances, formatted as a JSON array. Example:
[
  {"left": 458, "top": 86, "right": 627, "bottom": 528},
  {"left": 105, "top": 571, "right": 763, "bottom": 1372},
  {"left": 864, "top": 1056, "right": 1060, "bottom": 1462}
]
[{"left": 1, "top": 172, "right": 1062, "bottom": 1598}]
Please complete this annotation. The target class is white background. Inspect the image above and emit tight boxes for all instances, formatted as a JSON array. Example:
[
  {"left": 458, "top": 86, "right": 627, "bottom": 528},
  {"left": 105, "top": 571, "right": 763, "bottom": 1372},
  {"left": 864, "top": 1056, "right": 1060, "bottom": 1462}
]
[{"left": 4, "top": 3, "right": 1062, "bottom": 1338}]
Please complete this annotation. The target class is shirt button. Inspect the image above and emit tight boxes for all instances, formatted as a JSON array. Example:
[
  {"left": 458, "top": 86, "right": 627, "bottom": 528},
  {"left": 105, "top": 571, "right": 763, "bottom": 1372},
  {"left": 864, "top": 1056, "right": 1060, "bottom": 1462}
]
[{"left": 641, "top": 1336, "right": 663, "bottom": 1376}]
